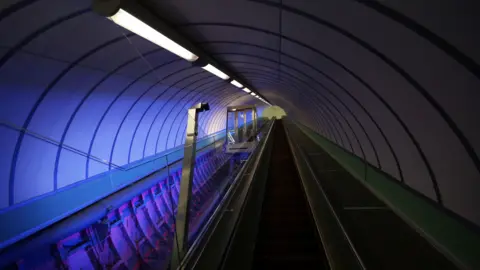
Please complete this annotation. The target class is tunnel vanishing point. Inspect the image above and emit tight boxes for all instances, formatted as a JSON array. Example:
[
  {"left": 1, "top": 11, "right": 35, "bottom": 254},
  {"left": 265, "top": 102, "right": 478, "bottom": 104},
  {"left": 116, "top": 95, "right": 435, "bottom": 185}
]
[{"left": 0, "top": 0, "right": 479, "bottom": 269}]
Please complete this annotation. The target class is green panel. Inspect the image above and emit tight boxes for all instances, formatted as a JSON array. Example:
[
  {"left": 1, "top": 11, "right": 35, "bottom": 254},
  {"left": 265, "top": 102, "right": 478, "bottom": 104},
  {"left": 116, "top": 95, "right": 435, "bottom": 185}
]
[{"left": 295, "top": 122, "right": 480, "bottom": 270}]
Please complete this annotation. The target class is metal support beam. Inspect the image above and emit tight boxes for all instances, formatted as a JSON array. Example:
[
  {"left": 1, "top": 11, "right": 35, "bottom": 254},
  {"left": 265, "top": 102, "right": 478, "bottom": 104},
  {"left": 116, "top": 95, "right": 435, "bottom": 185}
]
[
  {"left": 171, "top": 102, "right": 209, "bottom": 269},
  {"left": 253, "top": 108, "right": 257, "bottom": 137},
  {"left": 92, "top": 0, "right": 270, "bottom": 103},
  {"left": 234, "top": 111, "right": 239, "bottom": 142},
  {"left": 242, "top": 111, "right": 247, "bottom": 140},
  {"left": 225, "top": 105, "right": 258, "bottom": 153}
]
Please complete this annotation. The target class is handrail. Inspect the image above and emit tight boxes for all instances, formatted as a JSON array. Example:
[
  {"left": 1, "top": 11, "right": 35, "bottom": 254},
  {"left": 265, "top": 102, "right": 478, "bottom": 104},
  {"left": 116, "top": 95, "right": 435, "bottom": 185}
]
[
  {"left": 178, "top": 119, "right": 275, "bottom": 269},
  {"left": 0, "top": 118, "right": 268, "bottom": 267},
  {"left": 0, "top": 119, "right": 224, "bottom": 171},
  {"left": 0, "top": 129, "right": 232, "bottom": 265},
  {"left": 284, "top": 120, "right": 366, "bottom": 270},
  {"left": 217, "top": 119, "right": 276, "bottom": 269},
  {"left": 0, "top": 120, "right": 126, "bottom": 170},
  {"left": 120, "top": 132, "right": 224, "bottom": 171}
]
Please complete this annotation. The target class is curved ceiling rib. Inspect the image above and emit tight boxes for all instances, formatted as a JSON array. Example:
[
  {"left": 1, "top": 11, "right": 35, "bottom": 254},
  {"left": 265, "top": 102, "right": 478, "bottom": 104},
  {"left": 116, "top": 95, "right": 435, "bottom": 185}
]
[
  {"left": 0, "top": 0, "right": 40, "bottom": 24},
  {"left": 178, "top": 23, "right": 441, "bottom": 200},
  {"left": 243, "top": 77, "right": 337, "bottom": 145},
  {"left": 86, "top": 62, "right": 187, "bottom": 175},
  {"left": 196, "top": 91, "right": 255, "bottom": 140},
  {"left": 1, "top": 0, "right": 479, "bottom": 231},
  {"left": 201, "top": 40, "right": 402, "bottom": 179},
  {"left": 73, "top": 58, "right": 183, "bottom": 178},
  {"left": 241, "top": 70, "right": 386, "bottom": 171},
  {"left": 157, "top": 0, "right": 479, "bottom": 223},
  {"left": 356, "top": 0, "right": 480, "bottom": 81},
  {"left": 0, "top": 2, "right": 247, "bottom": 207},
  {"left": 242, "top": 71, "right": 364, "bottom": 154},
  {"left": 8, "top": 29, "right": 135, "bottom": 204},
  {"left": 229, "top": 58, "right": 377, "bottom": 162},
  {"left": 158, "top": 81, "right": 227, "bottom": 151},
  {"left": 220, "top": 51, "right": 400, "bottom": 175},
  {"left": 167, "top": 87, "right": 244, "bottom": 149},
  {"left": 251, "top": 0, "right": 480, "bottom": 179},
  {"left": 242, "top": 71, "right": 356, "bottom": 152},
  {"left": 233, "top": 76, "right": 331, "bottom": 141}
]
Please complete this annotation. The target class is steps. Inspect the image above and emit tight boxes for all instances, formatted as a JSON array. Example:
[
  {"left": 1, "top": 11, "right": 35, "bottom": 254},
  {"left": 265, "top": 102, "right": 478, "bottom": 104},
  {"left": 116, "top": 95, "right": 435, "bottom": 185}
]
[{"left": 252, "top": 120, "right": 328, "bottom": 269}]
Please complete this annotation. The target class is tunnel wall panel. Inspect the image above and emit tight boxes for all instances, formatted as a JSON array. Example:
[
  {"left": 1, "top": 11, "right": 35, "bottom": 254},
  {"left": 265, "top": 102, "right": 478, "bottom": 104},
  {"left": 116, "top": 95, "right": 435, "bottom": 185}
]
[
  {"left": 28, "top": 66, "right": 105, "bottom": 141},
  {"left": 278, "top": 0, "right": 480, "bottom": 221},
  {"left": 0, "top": 0, "right": 85, "bottom": 48},
  {"left": 0, "top": 53, "right": 68, "bottom": 126},
  {"left": 57, "top": 149, "right": 88, "bottom": 189},
  {"left": 14, "top": 136, "right": 56, "bottom": 204},
  {"left": 381, "top": 0, "right": 480, "bottom": 64},
  {"left": 2, "top": 0, "right": 479, "bottom": 254},
  {"left": 149, "top": 0, "right": 480, "bottom": 225},
  {"left": 0, "top": 126, "right": 17, "bottom": 209},
  {"left": 295, "top": 121, "right": 480, "bottom": 270},
  {"left": 0, "top": 4, "right": 240, "bottom": 210}
]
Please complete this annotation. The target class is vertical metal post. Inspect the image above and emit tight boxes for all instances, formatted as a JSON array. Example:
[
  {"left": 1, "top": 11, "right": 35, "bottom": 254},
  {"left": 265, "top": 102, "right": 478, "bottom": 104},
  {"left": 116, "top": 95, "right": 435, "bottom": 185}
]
[
  {"left": 225, "top": 110, "right": 230, "bottom": 144},
  {"left": 171, "top": 103, "right": 209, "bottom": 269},
  {"left": 243, "top": 111, "right": 247, "bottom": 140},
  {"left": 234, "top": 111, "right": 239, "bottom": 143},
  {"left": 253, "top": 107, "right": 257, "bottom": 135}
]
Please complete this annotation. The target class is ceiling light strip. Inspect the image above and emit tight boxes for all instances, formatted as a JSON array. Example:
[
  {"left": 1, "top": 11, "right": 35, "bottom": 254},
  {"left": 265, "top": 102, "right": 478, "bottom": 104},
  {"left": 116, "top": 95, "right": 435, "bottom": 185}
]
[
  {"left": 202, "top": 64, "right": 230, "bottom": 80},
  {"left": 230, "top": 80, "right": 243, "bottom": 88},
  {"left": 109, "top": 9, "right": 198, "bottom": 62}
]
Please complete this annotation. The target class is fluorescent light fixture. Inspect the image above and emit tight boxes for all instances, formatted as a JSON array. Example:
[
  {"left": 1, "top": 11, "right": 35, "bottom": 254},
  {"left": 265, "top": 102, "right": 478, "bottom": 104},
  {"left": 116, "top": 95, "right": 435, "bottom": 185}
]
[
  {"left": 109, "top": 9, "right": 198, "bottom": 62},
  {"left": 250, "top": 92, "right": 256, "bottom": 96},
  {"left": 202, "top": 64, "right": 230, "bottom": 80},
  {"left": 242, "top": 87, "right": 251, "bottom": 93},
  {"left": 230, "top": 80, "right": 243, "bottom": 88}
]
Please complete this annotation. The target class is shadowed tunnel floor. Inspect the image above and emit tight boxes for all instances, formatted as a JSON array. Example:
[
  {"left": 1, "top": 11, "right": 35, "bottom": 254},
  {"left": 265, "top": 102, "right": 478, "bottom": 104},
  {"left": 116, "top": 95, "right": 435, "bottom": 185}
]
[
  {"left": 285, "top": 122, "right": 459, "bottom": 269},
  {"left": 252, "top": 120, "right": 328, "bottom": 269}
]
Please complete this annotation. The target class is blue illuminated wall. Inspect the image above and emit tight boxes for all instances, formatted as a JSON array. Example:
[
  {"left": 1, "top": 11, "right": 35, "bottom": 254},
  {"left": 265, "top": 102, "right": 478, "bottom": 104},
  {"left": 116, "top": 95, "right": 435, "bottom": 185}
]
[
  {"left": 147, "top": 0, "right": 480, "bottom": 227},
  {"left": 0, "top": 0, "right": 262, "bottom": 211},
  {"left": 1, "top": 146, "right": 233, "bottom": 269}
]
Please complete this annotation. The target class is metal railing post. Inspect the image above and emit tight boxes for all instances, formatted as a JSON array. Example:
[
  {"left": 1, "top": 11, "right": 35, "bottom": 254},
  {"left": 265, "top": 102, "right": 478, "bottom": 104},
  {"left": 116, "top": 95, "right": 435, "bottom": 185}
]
[{"left": 171, "top": 103, "right": 209, "bottom": 269}]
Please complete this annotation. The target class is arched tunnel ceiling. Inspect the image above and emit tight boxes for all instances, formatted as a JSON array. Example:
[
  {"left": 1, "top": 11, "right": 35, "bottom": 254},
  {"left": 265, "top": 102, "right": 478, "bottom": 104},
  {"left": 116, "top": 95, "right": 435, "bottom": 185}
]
[{"left": 0, "top": 0, "right": 479, "bottom": 227}]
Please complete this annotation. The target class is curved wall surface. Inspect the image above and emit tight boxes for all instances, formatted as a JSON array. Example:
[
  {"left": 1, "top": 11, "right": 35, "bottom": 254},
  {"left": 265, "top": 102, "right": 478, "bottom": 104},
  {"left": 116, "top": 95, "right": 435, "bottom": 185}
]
[
  {"left": 0, "top": 0, "right": 479, "bottom": 227},
  {"left": 142, "top": 0, "right": 480, "bottom": 226},
  {"left": 262, "top": 106, "right": 287, "bottom": 119},
  {"left": 0, "top": 0, "right": 263, "bottom": 210}
]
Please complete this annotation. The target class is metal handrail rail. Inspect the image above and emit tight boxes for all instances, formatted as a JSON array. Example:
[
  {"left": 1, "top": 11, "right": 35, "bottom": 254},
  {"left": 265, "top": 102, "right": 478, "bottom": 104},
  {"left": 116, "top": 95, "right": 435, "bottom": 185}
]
[
  {"left": 121, "top": 132, "right": 224, "bottom": 171},
  {"left": 177, "top": 119, "right": 275, "bottom": 269},
  {"left": 0, "top": 119, "right": 224, "bottom": 171},
  {"left": 217, "top": 119, "right": 276, "bottom": 269},
  {"left": 0, "top": 119, "right": 268, "bottom": 267},
  {"left": 284, "top": 120, "right": 366, "bottom": 269}
]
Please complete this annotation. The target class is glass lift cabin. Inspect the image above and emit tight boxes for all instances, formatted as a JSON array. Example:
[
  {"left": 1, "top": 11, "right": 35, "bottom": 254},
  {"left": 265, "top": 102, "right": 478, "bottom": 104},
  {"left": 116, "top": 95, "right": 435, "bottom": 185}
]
[{"left": 225, "top": 105, "right": 258, "bottom": 153}]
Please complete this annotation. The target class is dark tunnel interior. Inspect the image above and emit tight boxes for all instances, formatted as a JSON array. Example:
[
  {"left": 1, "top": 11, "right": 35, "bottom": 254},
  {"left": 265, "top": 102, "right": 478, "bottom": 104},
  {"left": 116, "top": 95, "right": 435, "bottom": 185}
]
[{"left": 0, "top": 0, "right": 479, "bottom": 269}]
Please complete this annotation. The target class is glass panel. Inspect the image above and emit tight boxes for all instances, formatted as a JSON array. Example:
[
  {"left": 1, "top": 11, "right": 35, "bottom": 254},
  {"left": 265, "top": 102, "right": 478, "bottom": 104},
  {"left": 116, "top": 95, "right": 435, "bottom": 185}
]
[
  {"left": 227, "top": 110, "right": 238, "bottom": 144},
  {"left": 4, "top": 110, "right": 268, "bottom": 269}
]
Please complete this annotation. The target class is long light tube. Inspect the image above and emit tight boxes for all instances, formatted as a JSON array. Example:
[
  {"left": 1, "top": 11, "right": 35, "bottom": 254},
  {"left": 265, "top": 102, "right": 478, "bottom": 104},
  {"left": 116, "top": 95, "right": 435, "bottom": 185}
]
[
  {"left": 230, "top": 80, "right": 243, "bottom": 88},
  {"left": 231, "top": 80, "right": 243, "bottom": 88},
  {"left": 109, "top": 9, "right": 198, "bottom": 62},
  {"left": 202, "top": 64, "right": 230, "bottom": 80},
  {"left": 242, "top": 87, "right": 251, "bottom": 93},
  {"left": 250, "top": 92, "right": 256, "bottom": 96}
]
